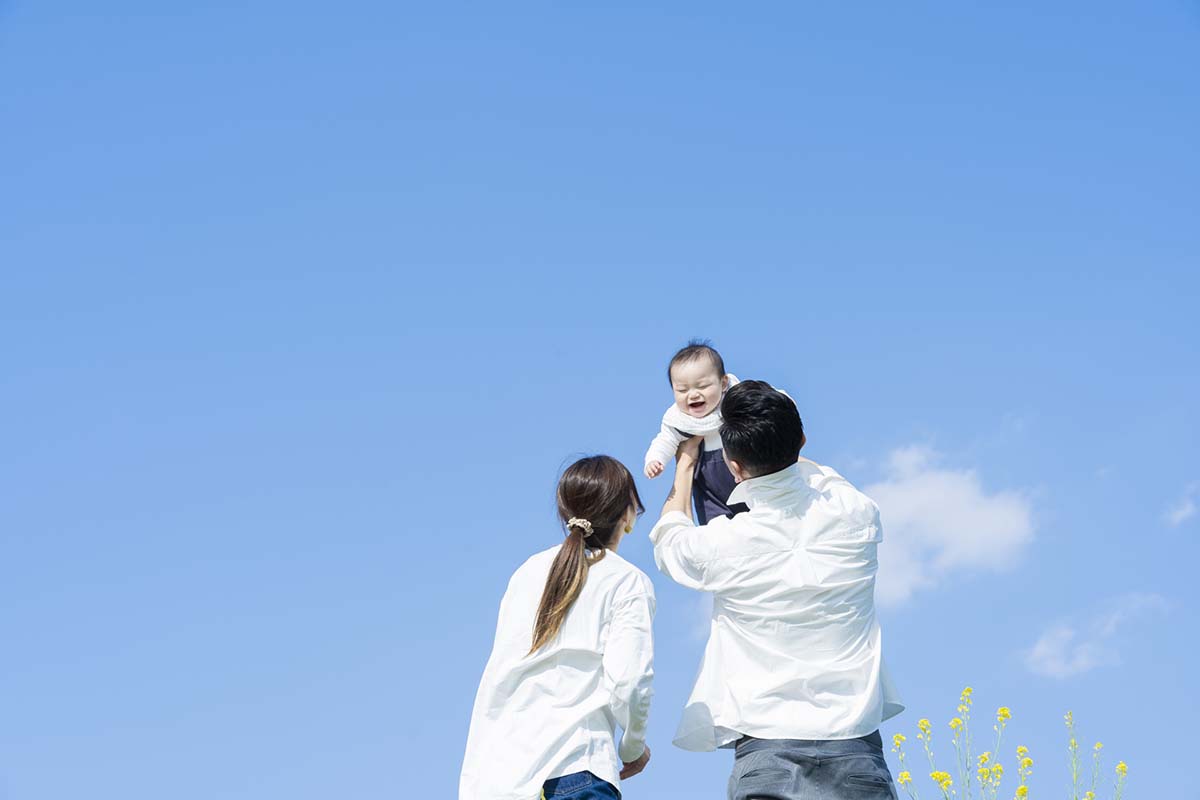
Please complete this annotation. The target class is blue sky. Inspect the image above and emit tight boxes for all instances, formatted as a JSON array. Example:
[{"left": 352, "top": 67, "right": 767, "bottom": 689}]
[{"left": 2, "top": 2, "right": 1197, "bottom": 798}]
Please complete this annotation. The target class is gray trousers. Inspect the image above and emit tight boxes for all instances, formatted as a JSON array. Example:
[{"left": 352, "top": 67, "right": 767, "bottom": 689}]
[{"left": 728, "top": 730, "right": 898, "bottom": 800}]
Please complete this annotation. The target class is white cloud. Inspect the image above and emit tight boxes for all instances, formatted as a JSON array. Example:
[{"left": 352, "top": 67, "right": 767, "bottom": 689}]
[
  {"left": 1024, "top": 593, "right": 1169, "bottom": 678},
  {"left": 1164, "top": 483, "right": 1198, "bottom": 527},
  {"left": 1025, "top": 626, "right": 1107, "bottom": 678},
  {"left": 865, "top": 445, "right": 1035, "bottom": 607}
]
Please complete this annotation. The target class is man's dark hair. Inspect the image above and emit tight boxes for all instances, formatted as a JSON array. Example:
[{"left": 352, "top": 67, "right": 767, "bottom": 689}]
[
  {"left": 667, "top": 339, "right": 726, "bottom": 385},
  {"left": 719, "top": 380, "right": 804, "bottom": 477}
]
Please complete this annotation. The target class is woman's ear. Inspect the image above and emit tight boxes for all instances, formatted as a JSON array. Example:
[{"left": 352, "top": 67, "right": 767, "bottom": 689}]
[
  {"left": 623, "top": 505, "right": 637, "bottom": 530},
  {"left": 798, "top": 432, "right": 807, "bottom": 451}
]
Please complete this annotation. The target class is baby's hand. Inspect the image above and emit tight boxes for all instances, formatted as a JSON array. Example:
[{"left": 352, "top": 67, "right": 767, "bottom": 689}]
[{"left": 644, "top": 461, "right": 664, "bottom": 479}]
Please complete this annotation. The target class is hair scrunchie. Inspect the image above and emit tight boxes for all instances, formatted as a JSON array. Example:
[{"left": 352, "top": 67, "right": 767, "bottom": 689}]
[{"left": 566, "top": 517, "right": 593, "bottom": 536}]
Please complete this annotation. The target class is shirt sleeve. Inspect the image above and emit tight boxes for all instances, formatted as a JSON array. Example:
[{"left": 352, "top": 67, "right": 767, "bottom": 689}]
[
  {"left": 645, "top": 421, "right": 686, "bottom": 467},
  {"left": 648, "top": 510, "right": 714, "bottom": 591},
  {"left": 603, "top": 581, "right": 655, "bottom": 763}
]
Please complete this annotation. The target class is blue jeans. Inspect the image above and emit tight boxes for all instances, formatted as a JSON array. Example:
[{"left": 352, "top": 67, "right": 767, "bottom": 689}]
[
  {"left": 543, "top": 770, "right": 620, "bottom": 799},
  {"left": 728, "top": 730, "right": 898, "bottom": 800}
]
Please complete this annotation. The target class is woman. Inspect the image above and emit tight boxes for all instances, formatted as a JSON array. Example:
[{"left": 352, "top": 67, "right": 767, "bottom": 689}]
[{"left": 460, "top": 456, "right": 655, "bottom": 800}]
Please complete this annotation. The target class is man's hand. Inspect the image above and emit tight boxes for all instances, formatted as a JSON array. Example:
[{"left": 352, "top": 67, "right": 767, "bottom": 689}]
[
  {"left": 644, "top": 460, "right": 664, "bottom": 479},
  {"left": 676, "top": 435, "right": 702, "bottom": 464},
  {"left": 620, "top": 746, "right": 651, "bottom": 780}
]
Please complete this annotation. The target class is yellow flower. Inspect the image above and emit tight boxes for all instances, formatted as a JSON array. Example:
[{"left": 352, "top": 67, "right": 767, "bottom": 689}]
[
  {"left": 997, "top": 706, "right": 1012, "bottom": 723},
  {"left": 1085, "top": 792, "right": 1096, "bottom": 800},
  {"left": 918, "top": 718, "right": 932, "bottom": 735},
  {"left": 1021, "top": 757, "right": 1033, "bottom": 770},
  {"left": 1064, "top": 710, "right": 1074, "bottom": 725},
  {"left": 931, "top": 770, "right": 953, "bottom": 789},
  {"left": 898, "top": 771, "right": 912, "bottom": 786},
  {"left": 992, "top": 764, "right": 1004, "bottom": 778},
  {"left": 1017, "top": 745, "right": 1029, "bottom": 758},
  {"left": 957, "top": 704, "right": 970, "bottom": 714},
  {"left": 893, "top": 733, "right": 907, "bottom": 749},
  {"left": 979, "top": 752, "right": 991, "bottom": 766},
  {"left": 1069, "top": 737, "right": 1078, "bottom": 749},
  {"left": 1094, "top": 742, "right": 1103, "bottom": 751},
  {"left": 950, "top": 717, "right": 964, "bottom": 731},
  {"left": 1015, "top": 787, "right": 1028, "bottom": 799},
  {"left": 962, "top": 686, "right": 974, "bottom": 698},
  {"left": 1116, "top": 761, "right": 1128, "bottom": 777},
  {"left": 979, "top": 767, "right": 991, "bottom": 782}
]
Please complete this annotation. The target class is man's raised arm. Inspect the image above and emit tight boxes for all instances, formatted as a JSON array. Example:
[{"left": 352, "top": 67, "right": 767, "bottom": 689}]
[
  {"left": 650, "top": 437, "right": 712, "bottom": 591},
  {"left": 660, "top": 436, "right": 699, "bottom": 519}
]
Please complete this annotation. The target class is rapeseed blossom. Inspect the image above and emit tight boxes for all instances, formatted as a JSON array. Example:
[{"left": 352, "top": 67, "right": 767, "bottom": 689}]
[
  {"left": 1115, "top": 761, "right": 1129, "bottom": 800},
  {"left": 891, "top": 693, "right": 1126, "bottom": 800}
]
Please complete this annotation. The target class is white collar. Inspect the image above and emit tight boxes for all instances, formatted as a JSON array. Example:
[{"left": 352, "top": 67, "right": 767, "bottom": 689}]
[{"left": 726, "top": 462, "right": 808, "bottom": 508}]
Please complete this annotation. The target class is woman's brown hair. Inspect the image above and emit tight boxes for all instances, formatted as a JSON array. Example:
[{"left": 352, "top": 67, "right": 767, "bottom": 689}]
[{"left": 529, "top": 455, "right": 645, "bottom": 654}]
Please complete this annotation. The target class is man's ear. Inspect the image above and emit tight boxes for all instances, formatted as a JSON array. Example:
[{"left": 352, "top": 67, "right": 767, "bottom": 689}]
[
  {"left": 727, "top": 458, "right": 748, "bottom": 484},
  {"left": 798, "top": 432, "right": 807, "bottom": 451}
]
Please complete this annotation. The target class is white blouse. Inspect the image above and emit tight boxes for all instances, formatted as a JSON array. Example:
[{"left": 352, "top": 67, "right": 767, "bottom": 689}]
[
  {"left": 460, "top": 546, "right": 656, "bottom": 800},
  {"left": 650, "top": 461, "right": 904, "bottom": 751}
]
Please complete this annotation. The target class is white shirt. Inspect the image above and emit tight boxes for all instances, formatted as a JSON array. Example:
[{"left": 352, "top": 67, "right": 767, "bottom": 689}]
[
  {"left": 649, "top": 461, "right": 904, "bottom": 751},
  {"left": 460, "top": 546, "right": 656, "bottom": 800}
]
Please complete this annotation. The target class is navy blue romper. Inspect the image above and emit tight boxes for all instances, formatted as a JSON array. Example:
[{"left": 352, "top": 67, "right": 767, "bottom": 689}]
[{"left": 691, "top": 437, "right": 749, "bottom": 525}]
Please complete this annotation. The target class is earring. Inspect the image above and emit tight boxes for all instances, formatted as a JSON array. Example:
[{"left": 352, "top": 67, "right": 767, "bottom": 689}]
[{"left": 624, "top": 525, "right": 632, "bottom": 534}]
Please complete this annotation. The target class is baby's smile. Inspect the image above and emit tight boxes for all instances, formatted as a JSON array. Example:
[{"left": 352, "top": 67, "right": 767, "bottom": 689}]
[{"left": 669, "top": 354, "right": 727, "bottom": 423}]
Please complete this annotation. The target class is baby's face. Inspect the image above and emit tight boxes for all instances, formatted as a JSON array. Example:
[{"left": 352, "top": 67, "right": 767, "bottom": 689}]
[{"left": 670, "top": 359, "right": 726, "bottom": 418}]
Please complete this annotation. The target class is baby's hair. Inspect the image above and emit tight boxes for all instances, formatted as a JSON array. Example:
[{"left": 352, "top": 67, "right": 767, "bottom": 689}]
[{"left": 667, "top": 339, "right": 726, "bottom": 385}]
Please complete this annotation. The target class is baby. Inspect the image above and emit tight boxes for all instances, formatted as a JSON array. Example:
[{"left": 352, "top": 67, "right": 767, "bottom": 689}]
[{"left": 644, "top": 340, "right": 749, "bottom": 525}]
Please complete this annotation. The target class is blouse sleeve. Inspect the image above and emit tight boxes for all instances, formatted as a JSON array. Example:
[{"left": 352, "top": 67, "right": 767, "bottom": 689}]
[{"left": 602, "top": 580, "right": 655, "bottom": 763}]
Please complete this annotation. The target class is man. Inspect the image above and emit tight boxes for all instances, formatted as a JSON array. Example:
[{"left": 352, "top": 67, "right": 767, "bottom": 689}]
[{"left": 650, "top": 380, "right": 904, "bottom": 800}]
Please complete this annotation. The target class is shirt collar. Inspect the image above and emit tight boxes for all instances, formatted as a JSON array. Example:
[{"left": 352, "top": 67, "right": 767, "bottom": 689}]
[{"left": 726, "top": 462, "right": 807, "bottom": 508}]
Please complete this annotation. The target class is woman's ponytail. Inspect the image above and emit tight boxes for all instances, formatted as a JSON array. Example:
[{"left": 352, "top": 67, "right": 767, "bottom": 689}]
[
  {"left": 529, "top": 457, "right": 644, "bottom": 654},
  {"left": 530, "top": 521, "right": 600, "bottom": 653}
]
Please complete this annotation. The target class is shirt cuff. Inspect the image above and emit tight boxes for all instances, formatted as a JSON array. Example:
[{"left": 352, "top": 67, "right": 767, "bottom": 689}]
[
  {"left": 649, "top": 510, "right": 694, "bottom": 544},
  {"left": 618, "top": 734, "right": 646, "bottom": 763}
]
